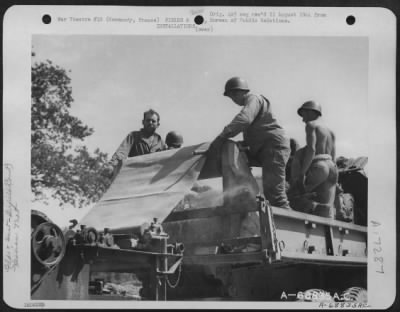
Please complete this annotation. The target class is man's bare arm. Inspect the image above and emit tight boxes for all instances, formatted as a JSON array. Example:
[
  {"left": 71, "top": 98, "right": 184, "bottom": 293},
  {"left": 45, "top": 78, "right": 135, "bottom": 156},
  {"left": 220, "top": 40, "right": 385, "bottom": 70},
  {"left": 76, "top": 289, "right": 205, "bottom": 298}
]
[
  {"left": 301, "top": 122, "right": 317, "bottom": 175},
  {"left": 331, "top": 131, "right": 336, "bottom": 161}
]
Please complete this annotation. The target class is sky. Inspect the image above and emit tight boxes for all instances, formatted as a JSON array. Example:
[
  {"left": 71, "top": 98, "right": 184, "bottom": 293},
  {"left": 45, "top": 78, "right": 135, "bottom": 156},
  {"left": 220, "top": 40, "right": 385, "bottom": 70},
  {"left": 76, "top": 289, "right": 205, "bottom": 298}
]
[
  {"left": 32, "top": 35, "right": 368, "bottom": 158},
  {"left": 31, "top": 35, "right": 368, "bottom": 225}
]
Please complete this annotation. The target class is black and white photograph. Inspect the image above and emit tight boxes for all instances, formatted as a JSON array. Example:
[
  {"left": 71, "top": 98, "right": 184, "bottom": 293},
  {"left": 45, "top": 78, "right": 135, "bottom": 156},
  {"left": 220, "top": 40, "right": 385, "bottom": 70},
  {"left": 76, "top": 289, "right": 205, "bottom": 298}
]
[{"left": 2, "top": 5, "right": 396, "bottom": 309}]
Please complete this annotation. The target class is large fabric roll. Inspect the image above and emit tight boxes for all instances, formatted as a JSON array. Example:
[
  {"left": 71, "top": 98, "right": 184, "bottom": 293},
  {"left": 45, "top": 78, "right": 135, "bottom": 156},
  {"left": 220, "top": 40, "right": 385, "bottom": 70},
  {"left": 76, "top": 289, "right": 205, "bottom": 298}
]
[{"left": 80, "top": 143, "right": 209, "bottom": 230}]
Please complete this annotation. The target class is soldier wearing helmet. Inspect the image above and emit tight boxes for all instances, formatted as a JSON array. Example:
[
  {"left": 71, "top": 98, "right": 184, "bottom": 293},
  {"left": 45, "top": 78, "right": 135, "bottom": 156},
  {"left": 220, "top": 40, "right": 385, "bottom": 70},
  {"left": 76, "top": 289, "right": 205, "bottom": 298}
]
[
  {"left": 211, "top": 77, "right": 291, "bottom": 209},
  {"left": 165, "top": 131, "right": 183, "bottom": 149},
  {"left": 290, "top": 101, "right": 338, "bottom": 218}
]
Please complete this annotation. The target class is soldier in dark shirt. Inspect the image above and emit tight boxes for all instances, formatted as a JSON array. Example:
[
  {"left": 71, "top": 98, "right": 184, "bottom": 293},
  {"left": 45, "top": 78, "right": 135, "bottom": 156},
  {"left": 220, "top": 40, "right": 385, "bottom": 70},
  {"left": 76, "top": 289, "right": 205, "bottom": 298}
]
[{"left": 111, "top": 109, "right": 166, "bottom": 166}]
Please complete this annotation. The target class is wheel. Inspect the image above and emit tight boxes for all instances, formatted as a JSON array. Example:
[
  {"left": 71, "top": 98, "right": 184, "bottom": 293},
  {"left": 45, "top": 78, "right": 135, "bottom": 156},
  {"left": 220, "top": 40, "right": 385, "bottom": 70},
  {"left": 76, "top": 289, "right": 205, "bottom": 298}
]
[
  {"left": 342, "top": 287, "right": 367, "bottom": 303},
  {"left": 31, "top": 209, "right": 52, "bottom": 233},
  {"left": 31, "top": 222, "right": 66, "bottom": 267}
]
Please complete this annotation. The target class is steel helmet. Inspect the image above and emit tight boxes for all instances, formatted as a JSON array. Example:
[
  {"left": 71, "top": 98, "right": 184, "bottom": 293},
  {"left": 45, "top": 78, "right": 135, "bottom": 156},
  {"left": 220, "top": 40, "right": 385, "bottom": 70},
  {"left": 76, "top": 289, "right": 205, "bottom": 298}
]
[
  {"left": 166, "top": 131, "right": 183, "bottom": 148},
  {"left": 223, "top": 77, "right": 250, "bottom": 96},
  {"left": 297, "top": 101, "right": 322, "bottom": 117}
]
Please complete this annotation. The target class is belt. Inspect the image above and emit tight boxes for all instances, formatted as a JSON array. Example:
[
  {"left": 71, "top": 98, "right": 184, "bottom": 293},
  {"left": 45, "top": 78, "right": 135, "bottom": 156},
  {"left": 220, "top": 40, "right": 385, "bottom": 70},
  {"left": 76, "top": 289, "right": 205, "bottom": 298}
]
[{"left": 312, "top": 154, "right": 332, "bottom": 162}]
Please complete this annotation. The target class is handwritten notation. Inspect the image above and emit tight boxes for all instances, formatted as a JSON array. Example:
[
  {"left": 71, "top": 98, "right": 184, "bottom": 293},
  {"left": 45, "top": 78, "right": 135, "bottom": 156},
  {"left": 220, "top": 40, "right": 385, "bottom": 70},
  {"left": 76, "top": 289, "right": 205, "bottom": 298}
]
[
  {"left": 371, "top": 220, "right": 384, "bottom": 274},
  {"left": 3, "top": 163, "right": 20, "bottom": 272}
]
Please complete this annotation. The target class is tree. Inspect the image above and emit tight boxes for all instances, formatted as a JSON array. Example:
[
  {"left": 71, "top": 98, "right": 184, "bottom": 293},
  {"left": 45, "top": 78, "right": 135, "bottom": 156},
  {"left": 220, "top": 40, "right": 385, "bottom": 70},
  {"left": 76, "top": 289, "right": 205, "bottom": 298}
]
[{"left": 31, "top": 59, "right": 112, "bottom": 207}]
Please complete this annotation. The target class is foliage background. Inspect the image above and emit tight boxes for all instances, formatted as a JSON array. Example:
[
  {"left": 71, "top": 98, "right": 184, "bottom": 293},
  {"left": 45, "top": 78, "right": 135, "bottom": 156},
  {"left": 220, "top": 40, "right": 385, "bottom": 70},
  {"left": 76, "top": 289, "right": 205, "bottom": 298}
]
[{"left": 31, "top": 58, "right": 112, "bottom": 208}]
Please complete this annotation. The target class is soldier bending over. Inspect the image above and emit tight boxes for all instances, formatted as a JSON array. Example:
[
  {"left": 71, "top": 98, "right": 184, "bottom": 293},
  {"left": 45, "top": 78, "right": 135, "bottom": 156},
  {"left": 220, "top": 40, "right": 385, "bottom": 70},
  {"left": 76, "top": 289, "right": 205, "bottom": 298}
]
[{"left": 211, "top": 77, "right": 291, "bottom": 209}]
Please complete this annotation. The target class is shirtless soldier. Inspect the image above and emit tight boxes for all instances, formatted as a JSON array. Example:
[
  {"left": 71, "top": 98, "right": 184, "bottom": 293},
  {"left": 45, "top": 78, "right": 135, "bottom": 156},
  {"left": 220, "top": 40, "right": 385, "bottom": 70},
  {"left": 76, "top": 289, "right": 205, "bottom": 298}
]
[{"left": 290, "top": 101, "right": 338, "bottom": 218}]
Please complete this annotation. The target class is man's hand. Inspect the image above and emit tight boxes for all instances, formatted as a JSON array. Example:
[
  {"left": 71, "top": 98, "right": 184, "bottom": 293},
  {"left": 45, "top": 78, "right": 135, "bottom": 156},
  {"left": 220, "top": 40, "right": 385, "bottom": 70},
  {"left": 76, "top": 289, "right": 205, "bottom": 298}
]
[
  {"left": 104, "top": 158, "right": 124, "bottom": 180},
  {"left": 102, "top": 162, "right": 117, "bottom": 178}
]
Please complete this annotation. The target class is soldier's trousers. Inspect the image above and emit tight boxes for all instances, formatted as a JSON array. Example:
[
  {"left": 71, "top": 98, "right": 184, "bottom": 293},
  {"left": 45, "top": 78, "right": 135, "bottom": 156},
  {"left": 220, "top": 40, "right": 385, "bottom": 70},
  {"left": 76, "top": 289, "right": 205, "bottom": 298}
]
[
  {"left": 258, "top": 146, "right": 291, "bottom": 208},
  {"left": 304, "top": 155, "right": 338, "bottom": 217}
]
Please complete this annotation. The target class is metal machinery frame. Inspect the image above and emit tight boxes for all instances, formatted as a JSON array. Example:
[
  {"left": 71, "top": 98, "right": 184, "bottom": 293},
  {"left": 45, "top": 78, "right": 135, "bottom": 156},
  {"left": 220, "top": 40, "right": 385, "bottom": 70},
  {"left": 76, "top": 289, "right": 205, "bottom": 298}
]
[
  {"left": 31, "top": 140, "right": 367, "bottom": 301},
  {"left": 31, "top": 210, "right": 183, "bottom": 300}
]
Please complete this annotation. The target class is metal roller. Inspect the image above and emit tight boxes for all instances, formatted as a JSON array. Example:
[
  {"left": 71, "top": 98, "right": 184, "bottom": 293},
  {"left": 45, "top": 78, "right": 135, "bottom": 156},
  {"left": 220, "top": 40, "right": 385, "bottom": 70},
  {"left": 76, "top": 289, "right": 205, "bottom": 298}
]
[
  {"left": 110, "top": 222, "right": 150, "bottom": 238},
  {"left": 81, "top": 227, "right": 98, "bottom": 245}
]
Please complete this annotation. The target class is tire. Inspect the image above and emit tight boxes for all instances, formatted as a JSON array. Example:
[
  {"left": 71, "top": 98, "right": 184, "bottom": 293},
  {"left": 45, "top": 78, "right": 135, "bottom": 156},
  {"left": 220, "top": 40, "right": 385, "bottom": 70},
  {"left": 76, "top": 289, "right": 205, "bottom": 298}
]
[{"left": 342, "top": 287, "right": 367, "bottom": 303}]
